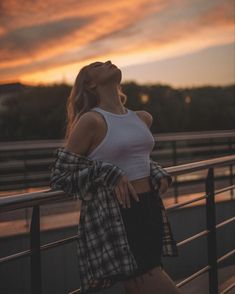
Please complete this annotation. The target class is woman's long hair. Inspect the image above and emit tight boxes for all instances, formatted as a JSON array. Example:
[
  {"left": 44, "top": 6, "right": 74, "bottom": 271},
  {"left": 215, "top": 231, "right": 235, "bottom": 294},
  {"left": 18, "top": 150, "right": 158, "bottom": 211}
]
[{"left": 65, "top": 65, "right": 127, "bottom": 141}]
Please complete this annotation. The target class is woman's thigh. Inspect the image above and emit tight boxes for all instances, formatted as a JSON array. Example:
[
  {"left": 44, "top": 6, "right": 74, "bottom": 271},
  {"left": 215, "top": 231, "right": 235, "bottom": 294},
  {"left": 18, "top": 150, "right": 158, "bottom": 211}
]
[{"left": 122, "top": 265, "right": 183, "bottom": 294}]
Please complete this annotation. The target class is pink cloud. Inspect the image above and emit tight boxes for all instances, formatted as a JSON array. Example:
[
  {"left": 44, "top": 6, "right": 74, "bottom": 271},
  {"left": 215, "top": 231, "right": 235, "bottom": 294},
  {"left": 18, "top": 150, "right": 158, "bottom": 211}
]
[{"left": 0, "top": 0, "right": 234, "bottom": 83}]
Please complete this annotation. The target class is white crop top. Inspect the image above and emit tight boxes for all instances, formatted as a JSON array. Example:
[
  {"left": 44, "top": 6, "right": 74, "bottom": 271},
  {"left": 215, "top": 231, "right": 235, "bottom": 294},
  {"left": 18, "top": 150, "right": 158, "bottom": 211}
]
[{"left": 87, "top": 106, "right": 155, "bottom": 181}]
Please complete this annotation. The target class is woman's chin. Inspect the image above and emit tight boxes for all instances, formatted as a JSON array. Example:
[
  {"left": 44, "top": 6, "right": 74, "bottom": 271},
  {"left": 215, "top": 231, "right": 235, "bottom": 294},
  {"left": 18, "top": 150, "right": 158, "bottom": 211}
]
[
  {"left": 115, "top": 68, "right": 122, "bottom": 83},
  {"left": 101, "top": 67, "right": 122, "bottom": 84}
]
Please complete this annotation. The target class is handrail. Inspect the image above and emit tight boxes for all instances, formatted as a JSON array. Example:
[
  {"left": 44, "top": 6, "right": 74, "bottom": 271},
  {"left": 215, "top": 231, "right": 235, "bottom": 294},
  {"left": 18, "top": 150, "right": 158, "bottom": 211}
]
[
  {"left": 167, "top": 154, "right": 235, "bottom": 175},
  {"left": 0, "top": 129, "right": 234, "bottom": 151},
  {"left": 1, "top": 154, "right": 235, "bottom": 213},
  {"left": 1, "top": 132, "right": 234, "bottom": 195},
  {"left": 153, "top": 129, "right": 235, "bottom": 141},
  {"left": 0, "top": 154, "right": 234, "bottom": 294}
]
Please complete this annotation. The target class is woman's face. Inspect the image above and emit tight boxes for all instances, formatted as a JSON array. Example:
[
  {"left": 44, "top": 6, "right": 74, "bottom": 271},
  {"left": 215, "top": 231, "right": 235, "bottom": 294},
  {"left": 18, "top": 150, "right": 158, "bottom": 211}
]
[{"left": 86, "top": 60, "right": 122, "bottom": 87}]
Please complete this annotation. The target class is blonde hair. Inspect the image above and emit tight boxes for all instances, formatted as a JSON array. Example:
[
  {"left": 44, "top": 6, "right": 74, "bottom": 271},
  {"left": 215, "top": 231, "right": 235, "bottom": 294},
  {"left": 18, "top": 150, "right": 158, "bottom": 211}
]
[{"left": 64, "top": 65, "right": 127, "bottom": 140}]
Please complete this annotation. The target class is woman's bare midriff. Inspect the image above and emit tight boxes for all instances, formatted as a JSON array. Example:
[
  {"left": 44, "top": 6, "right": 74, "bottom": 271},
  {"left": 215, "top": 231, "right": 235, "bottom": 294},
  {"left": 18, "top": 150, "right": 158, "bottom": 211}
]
[{"left": 129, "top": 176, "right": 152, "bottom": 194}]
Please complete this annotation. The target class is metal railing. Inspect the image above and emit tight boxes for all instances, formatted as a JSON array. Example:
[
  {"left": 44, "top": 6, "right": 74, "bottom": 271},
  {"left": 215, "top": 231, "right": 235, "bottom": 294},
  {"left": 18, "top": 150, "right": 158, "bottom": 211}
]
[
  {"left": 1, "top": 130, "right": 234, "bottom": 194},
  {"left": 0, "top": 154, "right": 235, "bottom": 294}
]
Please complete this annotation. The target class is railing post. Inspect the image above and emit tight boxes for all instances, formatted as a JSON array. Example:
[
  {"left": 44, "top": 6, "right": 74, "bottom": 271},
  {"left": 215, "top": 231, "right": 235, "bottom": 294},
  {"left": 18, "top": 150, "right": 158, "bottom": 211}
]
[
  {"left": 30, "top": 205, "right": 42, "bottom": 294},
  {"left": 229, "top": 164, "right": 234, "bottom": 200},
  {"left": 205, "top": 167, "right": 218, "bottom": 294},
  {"left": 172, "top": 140, "right": 179, "bottom": 203},
  {"left": 228, "top": 138, "right": 234, "bottom": 199}
]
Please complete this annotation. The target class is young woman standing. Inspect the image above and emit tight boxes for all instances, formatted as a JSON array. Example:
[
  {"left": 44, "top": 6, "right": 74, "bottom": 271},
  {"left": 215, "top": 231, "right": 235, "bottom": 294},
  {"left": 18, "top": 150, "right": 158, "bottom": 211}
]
[{"left": 64, "top": 60, "right": 182, "bottom": 294}]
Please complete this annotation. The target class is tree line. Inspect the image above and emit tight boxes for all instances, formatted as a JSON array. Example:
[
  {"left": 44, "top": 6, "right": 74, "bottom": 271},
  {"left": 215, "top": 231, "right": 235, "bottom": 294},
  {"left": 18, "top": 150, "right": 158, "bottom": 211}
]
[{"left": 0, "top": 82, "right": 234, "bottom": 141}]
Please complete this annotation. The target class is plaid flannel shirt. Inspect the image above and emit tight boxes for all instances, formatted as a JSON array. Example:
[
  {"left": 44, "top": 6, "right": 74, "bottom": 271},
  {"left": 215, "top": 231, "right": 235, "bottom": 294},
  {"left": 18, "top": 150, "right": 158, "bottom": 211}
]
[{"left": 50, "top": 147, "right": 179, "bottom": 293}]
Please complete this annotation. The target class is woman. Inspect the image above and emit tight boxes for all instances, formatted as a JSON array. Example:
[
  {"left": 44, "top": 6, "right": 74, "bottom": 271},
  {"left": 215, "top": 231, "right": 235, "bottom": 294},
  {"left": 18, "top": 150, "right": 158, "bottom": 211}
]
[{"left": 64, "top": 60, "right": 181, "bottom": 294}]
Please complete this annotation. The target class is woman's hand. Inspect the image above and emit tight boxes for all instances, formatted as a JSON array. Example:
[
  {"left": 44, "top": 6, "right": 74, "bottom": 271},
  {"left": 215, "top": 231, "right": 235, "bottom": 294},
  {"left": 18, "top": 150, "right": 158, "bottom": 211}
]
[
  {"left": 159, "top": 177, "right": 169, "bottom": 195},
  {"left": 114, "top": 174, "right": 140, "bottom": 208}
]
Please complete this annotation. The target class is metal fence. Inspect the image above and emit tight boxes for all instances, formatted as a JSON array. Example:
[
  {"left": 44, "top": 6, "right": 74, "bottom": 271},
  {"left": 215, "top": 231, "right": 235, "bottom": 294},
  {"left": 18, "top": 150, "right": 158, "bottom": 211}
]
[
  {"left": 0, "top": 130, "right": 234, "bottom": 193},
  {"left": 0, "top": 154, "right": 234, "bottom": 294}
]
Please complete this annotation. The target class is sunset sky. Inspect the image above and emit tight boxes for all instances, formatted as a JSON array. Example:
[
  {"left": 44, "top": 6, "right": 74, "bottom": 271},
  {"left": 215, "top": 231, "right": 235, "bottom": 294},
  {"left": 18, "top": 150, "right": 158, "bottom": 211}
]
[{"left": 0, "top": 0, "right": 234, "bottom": 87}]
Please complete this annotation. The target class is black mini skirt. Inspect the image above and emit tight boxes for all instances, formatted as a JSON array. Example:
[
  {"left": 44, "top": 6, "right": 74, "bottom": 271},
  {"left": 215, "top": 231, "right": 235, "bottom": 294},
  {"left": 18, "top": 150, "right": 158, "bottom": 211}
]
[{"left": 118, "top": 185, "right": 164, "bottom": 278}]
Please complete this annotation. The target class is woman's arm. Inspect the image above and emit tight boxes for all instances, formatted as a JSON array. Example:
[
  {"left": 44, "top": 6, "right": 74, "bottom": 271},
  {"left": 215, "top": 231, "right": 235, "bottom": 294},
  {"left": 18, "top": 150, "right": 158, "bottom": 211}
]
[
  {"left": 150, "top": 158, "right": 173, "bottom": 192},
  {"left": 50, "top": 112, "right": 125, "bottom": 200},
  {"left": 49, "top": 148, "right": 125, "bottom": 201},
  {"left": 65, "top": 111, "right": 97, "bottom": 156}
]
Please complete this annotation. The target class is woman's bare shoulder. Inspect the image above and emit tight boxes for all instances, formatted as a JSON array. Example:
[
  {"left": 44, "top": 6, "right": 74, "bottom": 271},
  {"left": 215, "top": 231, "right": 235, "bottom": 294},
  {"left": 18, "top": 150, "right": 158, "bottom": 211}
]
[
  {"left": 72, "top": 111, "right": 100, "bottom": 134},
  {"left": 65, "top": 111, "right": 102, "bottom": 155},
  {"left": 134, "top": 110, "right": 153, "bottom": 128}
]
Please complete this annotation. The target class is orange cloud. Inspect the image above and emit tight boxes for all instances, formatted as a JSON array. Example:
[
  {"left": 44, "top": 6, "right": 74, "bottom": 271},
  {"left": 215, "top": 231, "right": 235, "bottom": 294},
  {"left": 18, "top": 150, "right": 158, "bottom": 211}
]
[{"left": 0, "top": 0, "right": 234, "bottom": 84}]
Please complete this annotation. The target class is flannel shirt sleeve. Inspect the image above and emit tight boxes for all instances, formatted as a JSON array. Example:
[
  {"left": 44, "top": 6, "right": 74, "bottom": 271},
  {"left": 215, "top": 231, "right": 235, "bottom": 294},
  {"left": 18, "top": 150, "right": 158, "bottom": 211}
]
[
  {"left": 49, "top": 152, "right": 125, "bottom": 201},
  {"left": 149, "top": 158, "right": 173, "bottom": 189}
]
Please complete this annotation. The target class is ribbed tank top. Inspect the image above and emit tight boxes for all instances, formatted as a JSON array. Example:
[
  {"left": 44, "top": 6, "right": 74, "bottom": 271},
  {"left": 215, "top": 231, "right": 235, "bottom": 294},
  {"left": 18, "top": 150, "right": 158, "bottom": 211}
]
[{"left": 87, "top": 106, "right": 155, "bottom": 181}]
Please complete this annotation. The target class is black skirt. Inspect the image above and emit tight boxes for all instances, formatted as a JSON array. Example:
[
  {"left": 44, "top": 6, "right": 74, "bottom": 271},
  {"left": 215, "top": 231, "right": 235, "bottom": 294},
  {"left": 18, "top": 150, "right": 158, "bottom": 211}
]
[{"left": 118, "top": 185, "right": 164, "bottom": 279}]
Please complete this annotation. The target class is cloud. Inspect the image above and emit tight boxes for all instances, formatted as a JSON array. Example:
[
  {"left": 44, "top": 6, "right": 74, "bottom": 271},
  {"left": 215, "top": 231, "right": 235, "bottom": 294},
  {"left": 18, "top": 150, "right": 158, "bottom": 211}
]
[
  {"left": 0, "top": 0, "right": 234, "bottom": 84},
  {"left": 122, "top": 42, "right": 235, "bottom": 87},
  {"left": 0, "top": 16, "right": 93, "bottom": 63}
]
